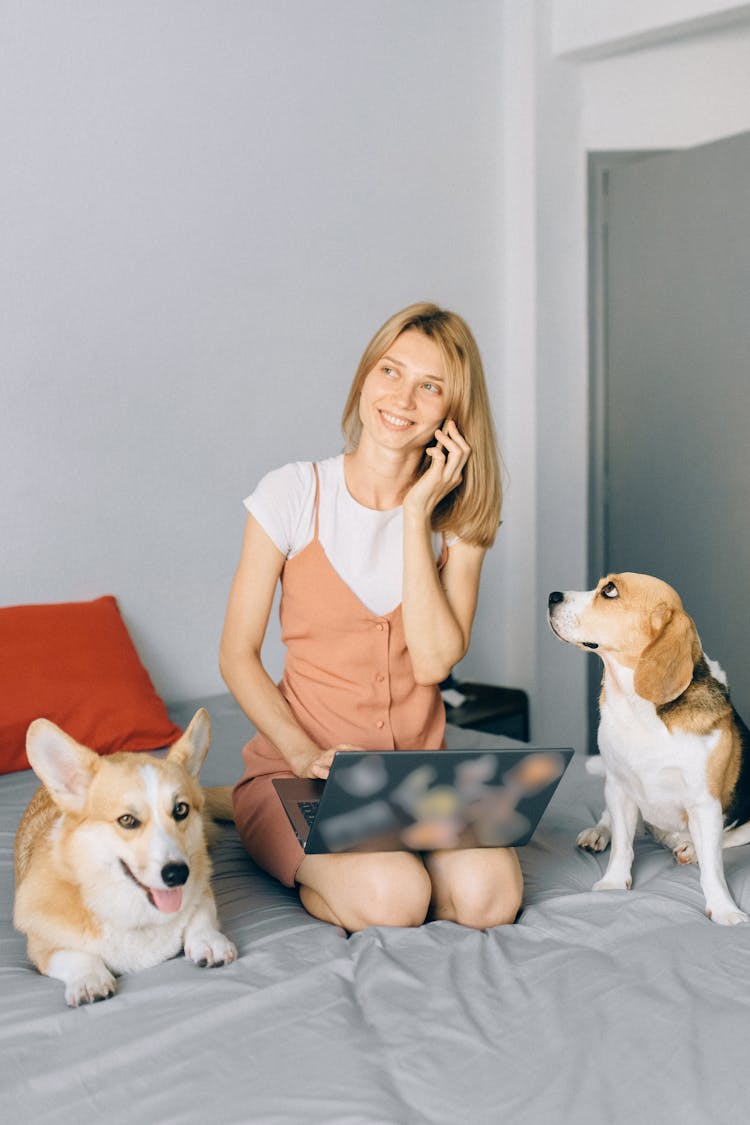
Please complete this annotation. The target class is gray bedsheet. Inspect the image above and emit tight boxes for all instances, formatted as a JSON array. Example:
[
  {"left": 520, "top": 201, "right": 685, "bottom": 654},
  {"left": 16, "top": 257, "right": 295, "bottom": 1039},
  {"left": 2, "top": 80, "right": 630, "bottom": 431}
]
[{"left": 2, "top": 693, "right": 750, "bottom": 1124}]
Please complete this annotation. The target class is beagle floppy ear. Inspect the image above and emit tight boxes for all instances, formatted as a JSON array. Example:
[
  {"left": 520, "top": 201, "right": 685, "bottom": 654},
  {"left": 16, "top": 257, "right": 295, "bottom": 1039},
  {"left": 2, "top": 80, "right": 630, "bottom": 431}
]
[{"left": 633, "top": 604, "right": 697, "bottom": 706}]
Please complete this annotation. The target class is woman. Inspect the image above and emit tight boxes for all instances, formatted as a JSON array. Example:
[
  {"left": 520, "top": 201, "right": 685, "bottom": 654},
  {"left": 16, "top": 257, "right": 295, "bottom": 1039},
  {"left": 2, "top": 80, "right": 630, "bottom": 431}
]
[{"left": 220, "top": 302, "right": 523, "bottom": 932}]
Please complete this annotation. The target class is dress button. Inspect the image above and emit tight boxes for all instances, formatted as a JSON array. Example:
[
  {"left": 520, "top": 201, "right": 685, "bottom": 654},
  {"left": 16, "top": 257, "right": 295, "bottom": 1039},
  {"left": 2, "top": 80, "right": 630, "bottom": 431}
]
[
  {"left": 376, "top": 623, "right": 384, "bottom": 632},
  {"left": 376, "top": 673, "right": 385, "bottom": 683},
  {"left": 376, "top": 720, "right": 384, "bottom": 729}
]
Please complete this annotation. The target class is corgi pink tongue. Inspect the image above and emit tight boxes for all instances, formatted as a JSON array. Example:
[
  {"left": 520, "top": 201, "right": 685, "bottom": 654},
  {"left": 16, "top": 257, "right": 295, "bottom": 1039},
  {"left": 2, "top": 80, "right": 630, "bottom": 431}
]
[{"left": 148, "top": 887, "right": 183, "bottom": 913}]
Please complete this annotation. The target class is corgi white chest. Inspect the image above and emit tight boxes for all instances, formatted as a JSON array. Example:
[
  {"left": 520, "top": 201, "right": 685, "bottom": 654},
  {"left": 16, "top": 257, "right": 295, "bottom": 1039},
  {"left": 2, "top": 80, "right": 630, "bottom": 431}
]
[
  {"left": 95, "top": 911, "right": 189, "bottom": 974},
  {"left": 599, "top": 664, "right": 719, "bottom": 832}
]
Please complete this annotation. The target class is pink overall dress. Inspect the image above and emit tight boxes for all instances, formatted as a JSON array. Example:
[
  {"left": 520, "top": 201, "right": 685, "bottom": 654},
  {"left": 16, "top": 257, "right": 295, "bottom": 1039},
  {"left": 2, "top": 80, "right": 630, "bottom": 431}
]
[{"left": 232, "top": 464, "right": 447, "bottom": 886}]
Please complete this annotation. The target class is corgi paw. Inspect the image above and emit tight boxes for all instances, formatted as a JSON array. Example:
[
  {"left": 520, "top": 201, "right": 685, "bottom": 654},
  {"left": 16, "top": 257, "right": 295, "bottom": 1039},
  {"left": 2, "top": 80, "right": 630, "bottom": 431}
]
[
  {"left": 185, "top": 930, "right": 237, "bottom": 968},
  {"left": 64, "top": 966, "right": 117, "bottom": 1007},
  {"left": 577, "top": 825, "right": 611, "bottom": 852},
  {"left": 593, "top": 875, "right": 632, "bottom": 892},
  {"left": 706, "top": 905, "right": 749, "bottom": 926},
  {"left": 673, "top": 840, "right": 697, "bottom": 865},
  {"left": 47, "top": 951, "right": 117, "bottom": 1006}
]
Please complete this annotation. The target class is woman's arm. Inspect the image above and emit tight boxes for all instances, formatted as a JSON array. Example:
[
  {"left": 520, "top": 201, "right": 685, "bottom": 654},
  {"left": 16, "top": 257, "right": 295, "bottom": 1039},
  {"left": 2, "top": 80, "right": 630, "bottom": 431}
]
[
  {"left": 402, "top": 518, "right": 486, "bottom": 685},
  {"left": 401, "top": 420, "right": 487, "bottom": 684},
  {"left": 219, "top": 515, "right": 337, "bottom": 779}
]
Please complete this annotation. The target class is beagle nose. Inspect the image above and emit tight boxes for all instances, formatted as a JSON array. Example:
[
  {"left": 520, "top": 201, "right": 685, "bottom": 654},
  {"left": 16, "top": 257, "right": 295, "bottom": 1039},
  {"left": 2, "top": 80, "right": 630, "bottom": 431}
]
[{"left": 548, "top": 591, "right": 565, "bottom": 608}]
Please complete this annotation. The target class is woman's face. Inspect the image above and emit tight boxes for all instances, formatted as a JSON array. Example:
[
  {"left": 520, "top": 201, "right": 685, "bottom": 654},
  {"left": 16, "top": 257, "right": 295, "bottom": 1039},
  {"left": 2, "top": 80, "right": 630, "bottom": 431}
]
[{"left": 358, "top": 329, "right": 448, "bottom": 455}]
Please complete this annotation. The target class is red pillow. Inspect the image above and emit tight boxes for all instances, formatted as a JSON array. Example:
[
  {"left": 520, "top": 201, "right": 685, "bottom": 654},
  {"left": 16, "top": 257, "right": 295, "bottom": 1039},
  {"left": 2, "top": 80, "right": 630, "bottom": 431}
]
[{"left": 0, "top": 596, "right": 182, "bottom": 774}]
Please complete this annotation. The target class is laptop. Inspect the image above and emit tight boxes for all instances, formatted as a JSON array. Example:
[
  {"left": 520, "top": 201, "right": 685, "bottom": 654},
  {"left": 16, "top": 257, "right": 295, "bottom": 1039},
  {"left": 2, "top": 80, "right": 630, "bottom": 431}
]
[{"left": 273, "top": 747, "right": 573, "bottom": 854}]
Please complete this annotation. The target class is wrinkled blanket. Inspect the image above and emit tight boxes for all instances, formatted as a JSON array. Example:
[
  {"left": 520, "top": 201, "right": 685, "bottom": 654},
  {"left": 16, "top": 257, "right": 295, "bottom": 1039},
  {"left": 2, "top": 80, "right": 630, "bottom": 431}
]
[{"left": 2, "top": 693, "right": 749, "bottom": 1125}]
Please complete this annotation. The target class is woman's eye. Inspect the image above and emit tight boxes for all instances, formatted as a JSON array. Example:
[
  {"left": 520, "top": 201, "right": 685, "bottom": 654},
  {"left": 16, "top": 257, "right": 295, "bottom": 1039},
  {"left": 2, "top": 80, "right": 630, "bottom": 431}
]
[
  {"left": 601, "top": 582, "right": 618, "bottom": 599},
  {"left": 117, "top": 814, "right": 140, "bottom": 830},
  {"left": 173, "top": 802, "right": 190, "bottom": 822},
  {"left": 422, "top": 382, "right": 441, "bottom": 394},
  {"left": 383, "top": 366, "right": 397, "bottom": 378}
]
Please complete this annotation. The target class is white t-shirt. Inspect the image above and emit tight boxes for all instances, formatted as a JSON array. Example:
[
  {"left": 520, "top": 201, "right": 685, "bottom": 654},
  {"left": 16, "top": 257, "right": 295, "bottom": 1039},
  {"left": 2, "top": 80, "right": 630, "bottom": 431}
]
[{"left": 244, "top": 455, "right": 449, "bottom": 617}]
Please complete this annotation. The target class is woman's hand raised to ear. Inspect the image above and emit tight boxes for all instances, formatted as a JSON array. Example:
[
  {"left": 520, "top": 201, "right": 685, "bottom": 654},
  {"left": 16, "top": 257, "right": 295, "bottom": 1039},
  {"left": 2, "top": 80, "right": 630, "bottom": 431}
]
[
  {"left": 402, "top": 419, "right": 470, "bottom": 523},
  {"left": 400, "top": 417, "right": 484, "bottom": 686}
]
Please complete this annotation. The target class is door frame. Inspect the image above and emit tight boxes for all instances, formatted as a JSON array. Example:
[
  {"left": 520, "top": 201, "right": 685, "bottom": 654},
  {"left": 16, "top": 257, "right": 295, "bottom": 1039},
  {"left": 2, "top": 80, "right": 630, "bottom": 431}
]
[{"left": 586, "top": 151, "right": 670, "bottom": 752}]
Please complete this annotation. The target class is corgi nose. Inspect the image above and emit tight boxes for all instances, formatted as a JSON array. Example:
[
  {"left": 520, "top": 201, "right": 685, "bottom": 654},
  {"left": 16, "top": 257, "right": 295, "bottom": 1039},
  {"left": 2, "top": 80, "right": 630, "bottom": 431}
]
[
  {"left": 548, "top": 591, "right": 565, "bottom": 608},
  {"left": 161, "top": 862, "right": 189, "bottom": 887}
]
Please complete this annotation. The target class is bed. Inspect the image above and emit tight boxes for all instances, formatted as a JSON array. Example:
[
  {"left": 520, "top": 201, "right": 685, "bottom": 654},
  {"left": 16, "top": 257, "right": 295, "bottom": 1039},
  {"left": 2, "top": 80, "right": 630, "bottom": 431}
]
[{"left": 3, "top": 690, "right": 750, "bottom": 1125}]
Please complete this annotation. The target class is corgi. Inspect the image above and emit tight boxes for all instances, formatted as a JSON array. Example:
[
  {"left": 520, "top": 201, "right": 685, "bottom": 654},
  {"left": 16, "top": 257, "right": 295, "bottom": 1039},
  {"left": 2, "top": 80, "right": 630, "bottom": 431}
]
[
  {"left": 14, "top": 709, "right": 237, "bottom": 1006},
  {"left": 548, "top": 573, "right": 750, "bottom": 925}
]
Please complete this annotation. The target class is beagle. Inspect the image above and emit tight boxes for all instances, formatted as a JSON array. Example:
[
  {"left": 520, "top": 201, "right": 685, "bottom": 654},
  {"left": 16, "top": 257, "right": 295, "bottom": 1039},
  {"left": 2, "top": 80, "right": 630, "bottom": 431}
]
[{"left": 548, "top": 573, "right": 750, "bottom": 925}]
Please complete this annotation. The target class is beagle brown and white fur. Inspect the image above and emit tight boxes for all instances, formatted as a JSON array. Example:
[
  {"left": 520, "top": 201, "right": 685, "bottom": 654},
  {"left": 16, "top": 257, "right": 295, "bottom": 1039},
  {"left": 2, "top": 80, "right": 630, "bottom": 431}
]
[{"left": 548, "top": 573, "right": 750, "bottom": 925}]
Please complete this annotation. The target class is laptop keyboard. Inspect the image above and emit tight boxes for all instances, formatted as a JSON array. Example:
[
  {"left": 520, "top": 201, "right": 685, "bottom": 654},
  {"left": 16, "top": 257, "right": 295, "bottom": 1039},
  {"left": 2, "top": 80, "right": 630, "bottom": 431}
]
[{"left": 298, "top": 801, "right": 320, "bottom": 828}]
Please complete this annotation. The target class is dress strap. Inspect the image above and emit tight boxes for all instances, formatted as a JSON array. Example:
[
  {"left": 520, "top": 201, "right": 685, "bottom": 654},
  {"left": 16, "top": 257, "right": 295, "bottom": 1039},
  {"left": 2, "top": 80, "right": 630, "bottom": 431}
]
[
  {"left": 437, "top": 532, "right": 449, "bottom": 570},
  {"left": 312, "top": 463, "right": 321, "bottom": 541}
]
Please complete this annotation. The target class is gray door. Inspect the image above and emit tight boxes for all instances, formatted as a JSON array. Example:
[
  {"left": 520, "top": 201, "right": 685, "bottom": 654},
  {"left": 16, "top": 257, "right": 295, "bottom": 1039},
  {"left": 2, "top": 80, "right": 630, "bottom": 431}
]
[{"left": 596, "top": 131, "right": 750, "bottom": 722}]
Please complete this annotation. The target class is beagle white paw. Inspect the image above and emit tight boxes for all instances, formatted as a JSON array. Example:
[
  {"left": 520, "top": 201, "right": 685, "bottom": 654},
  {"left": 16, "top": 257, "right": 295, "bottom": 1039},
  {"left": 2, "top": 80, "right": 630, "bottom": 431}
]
[
  {"left": 577, "top": 825, "right": 611, "bottom": 852},
  {"left": 673, "top": 840, "right": 697, "bottom": 865},
  {"left": 185, "top": 930, "right": 237, "bottom": 968},
  {"left": 706, "top": 906, "right": 749, "bottom": 926},
  {"left": 593, "top": 875, "right": 632, "bottom": 892}
]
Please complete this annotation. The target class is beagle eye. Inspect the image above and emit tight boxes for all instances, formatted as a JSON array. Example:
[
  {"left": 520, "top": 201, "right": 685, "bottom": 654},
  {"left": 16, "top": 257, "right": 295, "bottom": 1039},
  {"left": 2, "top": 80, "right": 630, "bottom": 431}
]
[
  {"left": 173, "top": 801, "right": 190, "bottom": 822},
  {"left": 117, "top": 814, "right": 140, "bottom": 830},
  {"left": 601, "top": 581, "right": 619, "bottom": 600}
]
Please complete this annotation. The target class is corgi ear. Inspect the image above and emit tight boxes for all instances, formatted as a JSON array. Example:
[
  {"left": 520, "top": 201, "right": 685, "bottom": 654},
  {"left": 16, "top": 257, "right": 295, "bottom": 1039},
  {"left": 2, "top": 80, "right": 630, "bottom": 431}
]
[
  {"left": 26, "top": 719, "right": 99, "bottom": 813},
  {"left": 633, "top": 605, "right": 697, "bottom": 706},
  {"left": 166, "top": 708, "right": 211, "bottom": 777}
]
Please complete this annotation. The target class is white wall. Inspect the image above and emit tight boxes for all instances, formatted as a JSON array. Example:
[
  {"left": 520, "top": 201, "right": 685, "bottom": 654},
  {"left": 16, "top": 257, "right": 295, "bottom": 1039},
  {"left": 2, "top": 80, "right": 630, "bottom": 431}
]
[
  {"left": 552, "top": 0, "right": 750, "bottom": 59},
  {"left": 9, "top": 1, "right": 749, "bottom": 748},
  {"left": 1, "top": 0, "right": 510, "bottom": 704},
  {"left": 581, "top": 20, "right": 750, "bottom": 149}
]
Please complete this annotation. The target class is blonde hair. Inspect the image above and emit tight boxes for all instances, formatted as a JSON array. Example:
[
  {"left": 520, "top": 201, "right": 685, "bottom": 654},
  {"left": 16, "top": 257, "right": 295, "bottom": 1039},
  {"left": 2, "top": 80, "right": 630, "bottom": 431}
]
[{"left": 341, "top": 302, "right": 503, "bottom": 548}]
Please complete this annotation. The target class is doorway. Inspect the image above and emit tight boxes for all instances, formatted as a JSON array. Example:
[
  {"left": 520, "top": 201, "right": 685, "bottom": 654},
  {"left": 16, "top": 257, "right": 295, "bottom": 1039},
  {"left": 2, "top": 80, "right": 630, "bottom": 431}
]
[{"left": 588, "top": 133, "right": 750, "bottom": 750}]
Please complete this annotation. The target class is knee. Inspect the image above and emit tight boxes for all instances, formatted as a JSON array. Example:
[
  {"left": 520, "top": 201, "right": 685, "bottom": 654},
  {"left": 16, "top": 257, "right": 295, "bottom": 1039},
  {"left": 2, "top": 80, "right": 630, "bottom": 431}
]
[
  {"left": 348, "top": 859, "right": 432, "bottom": 931},
  {"left": 454, "top": 879, "right": 523, "bottom": 929},
  {"left": 442, "top": 855, "right": 524, "bottom": 930}
]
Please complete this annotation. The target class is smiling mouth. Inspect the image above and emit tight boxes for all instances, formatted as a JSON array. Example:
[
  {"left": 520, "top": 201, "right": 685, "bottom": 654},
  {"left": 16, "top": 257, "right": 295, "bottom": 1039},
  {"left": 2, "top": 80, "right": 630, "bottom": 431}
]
[
  {"left": 120, "top": 860, "right": 184, "bottom": 914},
  {"left": 379, "top": 410, "right": 413, "bottom": 430}
]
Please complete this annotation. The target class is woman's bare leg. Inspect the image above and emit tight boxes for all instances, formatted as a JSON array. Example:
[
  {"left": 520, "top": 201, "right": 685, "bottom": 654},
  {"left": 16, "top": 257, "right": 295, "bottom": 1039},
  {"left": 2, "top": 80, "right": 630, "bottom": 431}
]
[
  {"left": 296, "top": 851, "right": 432, "bottom": 931},
  {"left": 424, "top": 847, "right": 523, "bottom": 929}
]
